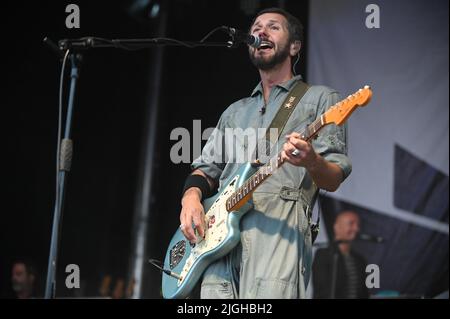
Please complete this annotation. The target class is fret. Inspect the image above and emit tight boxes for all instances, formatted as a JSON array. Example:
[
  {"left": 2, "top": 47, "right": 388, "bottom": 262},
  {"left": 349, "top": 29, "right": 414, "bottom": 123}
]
[
  {"left": 299, "top": 128, "right": 307, "bottom": 140},
  {"left": 314, "top": 120, "right": 321, "bottom": 132}
]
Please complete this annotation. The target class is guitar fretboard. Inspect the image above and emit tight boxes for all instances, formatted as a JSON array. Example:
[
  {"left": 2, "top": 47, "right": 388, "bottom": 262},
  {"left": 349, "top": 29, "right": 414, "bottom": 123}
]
[{"left": 225, "top": 115, "right": 324, "bottom": 211}]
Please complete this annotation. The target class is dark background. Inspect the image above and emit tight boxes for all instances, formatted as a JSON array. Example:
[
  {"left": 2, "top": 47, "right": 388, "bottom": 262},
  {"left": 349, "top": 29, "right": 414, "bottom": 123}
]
[{"left": 2, "top": 0, "right": 309, "bottom": 298}]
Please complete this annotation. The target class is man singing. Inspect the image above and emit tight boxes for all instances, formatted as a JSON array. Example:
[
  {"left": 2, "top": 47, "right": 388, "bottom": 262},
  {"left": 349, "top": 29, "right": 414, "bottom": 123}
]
[{"left": 179, "top": 7, "right": 351, "bottom": 299}]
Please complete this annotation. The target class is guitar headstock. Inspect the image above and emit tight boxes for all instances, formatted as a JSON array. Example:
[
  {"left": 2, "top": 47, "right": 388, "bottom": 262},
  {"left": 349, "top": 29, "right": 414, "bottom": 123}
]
[{"left": 323, "top": 85, "right": 372, "bottom": 126}]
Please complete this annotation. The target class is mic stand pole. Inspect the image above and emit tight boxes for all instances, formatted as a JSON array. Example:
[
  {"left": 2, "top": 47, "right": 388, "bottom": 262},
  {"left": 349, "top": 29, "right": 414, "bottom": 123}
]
[
  {"left": 45, "top": 52, "right": 82, "bottom": 299},
  {"left": 43, "top": 35, "right": 233, "bottom": 299}
]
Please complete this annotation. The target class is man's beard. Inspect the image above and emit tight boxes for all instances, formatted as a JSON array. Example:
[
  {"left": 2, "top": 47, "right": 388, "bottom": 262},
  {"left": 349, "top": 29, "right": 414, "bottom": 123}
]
[
  {"left": 249, "top": 41, "right": 290, "bottom": 71},
  {"left": 12, "top": 280, "right": 25, "bottom": 293}
]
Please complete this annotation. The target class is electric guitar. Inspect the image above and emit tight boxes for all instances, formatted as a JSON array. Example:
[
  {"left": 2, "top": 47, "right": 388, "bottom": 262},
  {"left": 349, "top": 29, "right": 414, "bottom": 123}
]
[{"left": 162, "top": 85, "right": 373, "bottom": 299}]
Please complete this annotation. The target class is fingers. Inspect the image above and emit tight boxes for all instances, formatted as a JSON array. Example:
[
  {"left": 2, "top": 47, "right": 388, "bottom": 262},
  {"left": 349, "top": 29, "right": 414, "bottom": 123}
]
[
  {"left": 192, "top": 213, "right": 205, "bottom": 239},
  {"left": 281, "top": 134, "right": 310, "bottom": 165},
  {"left": 285, "top": 134, "right": 307, "bottom": 148},
  {"left": 180, "top": 206, "right": 205, "bottom": 243},
  {"left": 285, "top": 132, "right": 301, "bottom": 139}
]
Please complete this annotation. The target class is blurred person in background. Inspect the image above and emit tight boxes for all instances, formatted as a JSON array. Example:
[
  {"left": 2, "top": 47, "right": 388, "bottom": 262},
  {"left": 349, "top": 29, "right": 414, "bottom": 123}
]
[
  {"left": 312, "top": 210, "right": 369, "bottom": 299},
  {"left": 11, "top": 259, "right": 38, "bottom": 299}
]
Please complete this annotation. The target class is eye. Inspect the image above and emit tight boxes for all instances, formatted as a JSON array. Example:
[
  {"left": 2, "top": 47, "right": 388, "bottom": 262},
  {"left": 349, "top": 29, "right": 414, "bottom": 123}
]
[{"left": 270, "top": 25, "right": 280, "bottom": 30}]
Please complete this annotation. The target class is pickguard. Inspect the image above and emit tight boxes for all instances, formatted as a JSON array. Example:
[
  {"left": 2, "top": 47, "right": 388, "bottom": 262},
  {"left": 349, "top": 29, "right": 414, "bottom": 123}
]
[{"left": 177, "top": 175, "right": 239, "bottom": 286}]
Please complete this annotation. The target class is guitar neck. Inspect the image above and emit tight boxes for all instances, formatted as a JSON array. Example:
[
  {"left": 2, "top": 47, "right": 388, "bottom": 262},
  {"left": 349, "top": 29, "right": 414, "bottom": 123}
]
[
  {"left": 225, "top": 115, "right": 326, "bottom": 211},
  {"left": 224, "top": 85, "right": 373, "bottom": 212}
]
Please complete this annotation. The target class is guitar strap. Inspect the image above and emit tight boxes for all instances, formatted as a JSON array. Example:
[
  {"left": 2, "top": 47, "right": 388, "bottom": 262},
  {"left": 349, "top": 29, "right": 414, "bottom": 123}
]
[
  {"left": 264, "top": 80, "right": 310, "bottom": 145},
  {"left": 263, "top": 79, "right": 321, "bottom": 244}
]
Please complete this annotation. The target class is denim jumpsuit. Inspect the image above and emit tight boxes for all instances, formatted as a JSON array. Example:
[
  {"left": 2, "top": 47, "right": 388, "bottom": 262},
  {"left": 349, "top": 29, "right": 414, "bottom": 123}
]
[{"left": 191, "top": 75, "right": 352, "bottom": 298}]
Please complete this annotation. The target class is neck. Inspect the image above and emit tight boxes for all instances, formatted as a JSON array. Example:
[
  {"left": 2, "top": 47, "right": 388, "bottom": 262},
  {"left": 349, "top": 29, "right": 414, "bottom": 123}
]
[
  {"left": 338, "top": 242, "right": 351, "bottom": 255},
  {"left": 259, "top": 59, "right": 294, "bottom": 103}
]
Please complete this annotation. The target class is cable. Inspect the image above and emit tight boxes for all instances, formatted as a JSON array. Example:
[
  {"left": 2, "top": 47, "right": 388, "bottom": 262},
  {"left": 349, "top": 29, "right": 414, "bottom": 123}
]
[
  {"left": 148, "top": 259, "right": 181, "bottom": 280},
  {"left": 55, "top": 50, "right": 70, "bottom": 214},
  {"left": 292, "top": 52, "right": 300, "bottom": 76},
  {"left": 62, "top": 28, "right": 231, "bottom": 51},
  {"left": 111, "top": 37, "right": 197, "bottom": 50},
  {"left": 200, "top": 26, "right": 227, "bottom": 43},
  {"left": 148, "top": 259, "right": 165, "bottom": 272},
  {"left": 313, "top": 190, "right": 328, "bottom": 236}
]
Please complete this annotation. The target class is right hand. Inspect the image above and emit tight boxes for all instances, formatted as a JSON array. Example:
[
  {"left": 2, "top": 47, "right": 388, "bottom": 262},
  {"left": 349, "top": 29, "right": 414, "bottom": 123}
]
[{"left": 179, "top": 188, "right": 206, "bottom": 243}]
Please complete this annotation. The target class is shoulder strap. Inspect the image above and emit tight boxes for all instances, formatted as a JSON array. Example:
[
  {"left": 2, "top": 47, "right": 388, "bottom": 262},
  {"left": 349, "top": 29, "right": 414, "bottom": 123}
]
[
  {"left": 264, "top": 80, "right": 322, "bottom": 244},
  {"left": 265, "top": 80, "right": 310, "bottom": 146}
]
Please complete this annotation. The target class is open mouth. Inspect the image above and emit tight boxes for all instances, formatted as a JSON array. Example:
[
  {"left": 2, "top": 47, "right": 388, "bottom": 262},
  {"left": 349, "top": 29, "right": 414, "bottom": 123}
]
[{"left": 257, "top": 41, "right": 274, "bottom": 51}]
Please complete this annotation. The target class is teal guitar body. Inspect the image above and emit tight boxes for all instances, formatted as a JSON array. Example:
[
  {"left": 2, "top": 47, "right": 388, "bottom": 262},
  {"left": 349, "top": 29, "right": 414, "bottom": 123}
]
[{"left": 162, "top": 162, "right": 256, "bottom": 299}]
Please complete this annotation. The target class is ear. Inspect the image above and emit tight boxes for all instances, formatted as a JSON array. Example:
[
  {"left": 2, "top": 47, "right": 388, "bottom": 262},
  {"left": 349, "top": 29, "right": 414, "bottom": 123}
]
[{"left": 290, "top": 40, "right": 301, "bottom": 57}]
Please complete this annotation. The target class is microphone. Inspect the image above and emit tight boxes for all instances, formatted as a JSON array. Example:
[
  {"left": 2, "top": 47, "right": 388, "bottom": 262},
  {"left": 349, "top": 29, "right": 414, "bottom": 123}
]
[
  {"left": 357, "top": 233, "right": 384, "bottom": 243},
  {"left": 222, "top": 26, "right": 262, "bottom": 48}
]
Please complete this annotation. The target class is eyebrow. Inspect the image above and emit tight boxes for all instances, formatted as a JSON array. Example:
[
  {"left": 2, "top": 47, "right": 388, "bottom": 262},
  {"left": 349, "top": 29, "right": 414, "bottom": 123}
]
[{"left": 252, "top": 19, "right": 282, "bottom": 28}]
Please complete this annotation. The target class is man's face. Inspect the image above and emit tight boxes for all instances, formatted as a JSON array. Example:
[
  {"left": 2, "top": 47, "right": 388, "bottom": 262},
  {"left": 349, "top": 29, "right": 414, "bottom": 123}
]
[
  {"left": 248, "top": 13, "right": 292, "bottom": 71},
  {"left": 334, "top": 212, "right": 361, "bottom": 242},
  {"left": 11, "top": 263, "right": 33, "bottom": 293}
]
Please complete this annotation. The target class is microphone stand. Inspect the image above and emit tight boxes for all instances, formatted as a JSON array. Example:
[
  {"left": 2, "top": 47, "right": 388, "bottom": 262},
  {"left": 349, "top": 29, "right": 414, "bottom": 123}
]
[
  {"left": 44, "top": 52, "right": 82, "bottom": 299},
  {"left": 43, "top": 35, "right": 235, "bottom": 299}
]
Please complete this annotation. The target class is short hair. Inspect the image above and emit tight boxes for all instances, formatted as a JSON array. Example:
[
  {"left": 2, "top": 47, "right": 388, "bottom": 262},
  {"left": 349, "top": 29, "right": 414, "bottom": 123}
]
[
  {"left": 334, "top": 210, "right": 360, "bottom": 225},
  {"left": 13, "top": 259, "right": 37, "bottom": 277},
  {"left": 250, "top": 7, "right": 304, "bottom": 45}
]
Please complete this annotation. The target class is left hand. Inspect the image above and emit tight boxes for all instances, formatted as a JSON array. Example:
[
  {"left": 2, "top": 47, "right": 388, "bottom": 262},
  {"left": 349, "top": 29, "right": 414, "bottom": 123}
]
[{"left": 280, "top": 132, "right": 319, "bottom": 169}]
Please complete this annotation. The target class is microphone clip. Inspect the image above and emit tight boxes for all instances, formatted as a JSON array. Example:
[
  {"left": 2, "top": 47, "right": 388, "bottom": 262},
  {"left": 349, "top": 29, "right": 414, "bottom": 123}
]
[
  {"left": 221, "top": 26, "right": 261, "bottom": 49},
  {"left": 221, "top": 26, "right": 239, "bottom": 48}
]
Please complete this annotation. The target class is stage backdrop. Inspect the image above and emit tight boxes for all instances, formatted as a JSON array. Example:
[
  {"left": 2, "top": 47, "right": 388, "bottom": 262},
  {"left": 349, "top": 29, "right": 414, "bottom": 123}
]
[{"left": 306, "top": 0, "right": 449, "bottom": 297}]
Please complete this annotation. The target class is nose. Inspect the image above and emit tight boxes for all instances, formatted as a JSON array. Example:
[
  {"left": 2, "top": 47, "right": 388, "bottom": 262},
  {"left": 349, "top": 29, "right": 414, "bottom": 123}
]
[{"left": 256, "top": 30, "right": 269, "bottom": 40}]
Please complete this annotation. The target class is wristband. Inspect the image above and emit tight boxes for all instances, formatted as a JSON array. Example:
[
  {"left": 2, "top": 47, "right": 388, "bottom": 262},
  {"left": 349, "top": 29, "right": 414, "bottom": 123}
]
[{"left": 182, "top": 174, "right": 212, "bottom": 199}]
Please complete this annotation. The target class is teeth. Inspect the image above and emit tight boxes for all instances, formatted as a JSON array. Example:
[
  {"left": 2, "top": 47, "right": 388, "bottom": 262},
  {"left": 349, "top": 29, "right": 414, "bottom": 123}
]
[
  {"left": 259, "top": 41, "right": 273, "bottom": 49},
  {"left": 260, "top": 41, "right": 272, "bottom": 48}
]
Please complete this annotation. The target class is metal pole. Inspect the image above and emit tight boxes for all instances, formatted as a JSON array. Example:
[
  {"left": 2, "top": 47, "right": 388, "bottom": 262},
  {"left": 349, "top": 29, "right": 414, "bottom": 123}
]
[
  {"left": 128, "top": 5, "right": 168, "bottom": 299},
  {"left": 45, "top": 53, "right": 80, "bottom": 299}
]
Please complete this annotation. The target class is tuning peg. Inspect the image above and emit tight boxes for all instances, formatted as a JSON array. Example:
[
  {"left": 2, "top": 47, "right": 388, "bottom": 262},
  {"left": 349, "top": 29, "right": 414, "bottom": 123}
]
[
  {"left": 358, "top": 89, "right": 363, "bottom": 92},
  {"left": 364, "top": 85, "right": 370, "bottom": 89}
]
